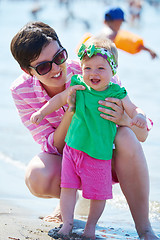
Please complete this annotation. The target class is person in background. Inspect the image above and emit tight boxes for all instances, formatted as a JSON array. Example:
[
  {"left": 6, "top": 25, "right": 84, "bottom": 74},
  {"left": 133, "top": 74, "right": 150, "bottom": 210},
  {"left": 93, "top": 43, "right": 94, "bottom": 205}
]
[
  {"left": 128, "top": 0, "right": 143, "bottom": 25},
  {"left": 31, "top": 0, "right": 42, "bottom": 20},
  {"left": 10, "top": 21, "right": 159, "bottom": 240},
  {"left": 99, "top": 6, "right": 158, "bottom": 59}
]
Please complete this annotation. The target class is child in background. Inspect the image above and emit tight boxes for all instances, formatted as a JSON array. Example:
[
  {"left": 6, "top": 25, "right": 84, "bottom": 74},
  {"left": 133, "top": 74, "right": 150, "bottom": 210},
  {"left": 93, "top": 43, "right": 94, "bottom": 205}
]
[
  {"left": 31, "top": 37, "right": 147, "bottom": 239},
  {"left": 99, "top": 6, "right": 158, "bottom": 59}
]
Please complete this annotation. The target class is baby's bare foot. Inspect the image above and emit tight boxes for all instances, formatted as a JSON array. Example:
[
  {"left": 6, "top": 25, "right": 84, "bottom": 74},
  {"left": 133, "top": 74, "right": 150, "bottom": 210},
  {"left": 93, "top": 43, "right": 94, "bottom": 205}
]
[
  {"left": 83, "top": 224, "right": 96, "bottom": 240},
  {"left": 58, "top": 223, "right": 73, "bottom": 236}
]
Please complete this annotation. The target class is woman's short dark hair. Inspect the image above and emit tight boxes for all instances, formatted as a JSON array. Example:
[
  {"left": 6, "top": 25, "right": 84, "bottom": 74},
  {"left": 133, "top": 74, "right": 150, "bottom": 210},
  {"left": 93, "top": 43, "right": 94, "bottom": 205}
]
[{"left": 10, "top": 21, "right": 63, "bottom": 72}]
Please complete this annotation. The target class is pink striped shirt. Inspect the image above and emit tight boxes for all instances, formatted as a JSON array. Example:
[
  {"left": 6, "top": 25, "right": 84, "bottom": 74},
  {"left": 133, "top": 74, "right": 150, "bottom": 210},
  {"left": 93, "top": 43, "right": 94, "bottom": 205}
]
[{"left": 10, "top": 59, "right": 121, "bottom": 155}]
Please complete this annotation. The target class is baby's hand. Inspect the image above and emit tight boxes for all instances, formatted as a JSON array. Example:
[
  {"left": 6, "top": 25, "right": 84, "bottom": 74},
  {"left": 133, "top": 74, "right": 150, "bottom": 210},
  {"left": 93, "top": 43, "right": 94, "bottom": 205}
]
[
  {"left": 30, "top": 111, "right": 44, "bottom": 125},
  {"left": 67, "top": 88, "right": 77, "bottom": 113},
  {"left": 131, "top": 114, "right": 147, "bottom": 128},
  {"left": 67, "top": 85, "right": 85, "bottom": 112}
]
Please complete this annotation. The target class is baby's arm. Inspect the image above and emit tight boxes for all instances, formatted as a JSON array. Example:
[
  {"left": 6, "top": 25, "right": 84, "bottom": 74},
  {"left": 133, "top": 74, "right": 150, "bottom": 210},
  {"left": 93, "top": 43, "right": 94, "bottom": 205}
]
[
  {"left": 122, "top": 95, "right": 147, "bottom": 128},
  {"left": 30, "top": 85, "right": 85, "bottom": 125},
  {"left": 131, "top": 111, "right": 147, "bottom": 128}
]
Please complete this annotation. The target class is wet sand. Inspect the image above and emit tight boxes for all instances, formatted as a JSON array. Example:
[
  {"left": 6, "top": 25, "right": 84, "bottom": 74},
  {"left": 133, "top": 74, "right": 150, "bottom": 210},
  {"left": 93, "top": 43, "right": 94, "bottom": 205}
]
[
  {"left": 0, "top": 199, "right": 58, "bottom": 240},
  {"left": 0, "top": 198, "right": 142, "bottom": 240}
]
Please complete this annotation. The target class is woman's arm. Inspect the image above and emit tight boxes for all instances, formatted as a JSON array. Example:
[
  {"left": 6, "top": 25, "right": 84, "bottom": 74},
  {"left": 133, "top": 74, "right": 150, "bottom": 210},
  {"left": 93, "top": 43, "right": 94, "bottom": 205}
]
[
  {"left": 11, "top": 88, "right": 61, "bottom": 154},
  {"left": 98, "top": 97, "right": 148, "bottom": 142}
]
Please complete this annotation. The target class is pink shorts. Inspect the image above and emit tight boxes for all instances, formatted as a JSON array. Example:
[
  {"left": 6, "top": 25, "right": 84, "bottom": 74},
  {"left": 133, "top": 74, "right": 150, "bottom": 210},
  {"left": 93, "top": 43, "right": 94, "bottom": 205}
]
[{"left": 61, "top": 144, "right": 113, "bottom": 200}]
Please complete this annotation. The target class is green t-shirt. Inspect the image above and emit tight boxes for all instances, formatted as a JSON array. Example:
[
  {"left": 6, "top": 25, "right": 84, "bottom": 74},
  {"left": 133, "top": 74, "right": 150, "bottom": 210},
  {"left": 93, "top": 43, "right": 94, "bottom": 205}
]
[{"left": 65, "top": 75, "right": 127, "bottom": 160}]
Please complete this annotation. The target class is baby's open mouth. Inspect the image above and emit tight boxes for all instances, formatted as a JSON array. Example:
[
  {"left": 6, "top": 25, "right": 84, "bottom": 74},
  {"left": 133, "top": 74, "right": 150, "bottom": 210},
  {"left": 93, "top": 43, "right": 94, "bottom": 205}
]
[{"left": 91, "top": 79, "right": 100, "bottom": 84}]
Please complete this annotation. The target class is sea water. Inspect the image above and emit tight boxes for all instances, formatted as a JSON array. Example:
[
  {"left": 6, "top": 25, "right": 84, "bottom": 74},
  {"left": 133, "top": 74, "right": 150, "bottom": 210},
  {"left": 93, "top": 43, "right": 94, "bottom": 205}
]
[{"left": 0, "top": 0, "right": 159, "bottom": 238}]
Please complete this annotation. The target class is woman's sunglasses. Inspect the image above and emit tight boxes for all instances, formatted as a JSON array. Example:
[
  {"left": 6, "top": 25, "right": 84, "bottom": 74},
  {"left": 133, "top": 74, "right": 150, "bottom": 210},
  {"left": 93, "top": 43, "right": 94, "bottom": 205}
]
[{"left": 29, "top": 48, "right": 68, "bottom": 75}]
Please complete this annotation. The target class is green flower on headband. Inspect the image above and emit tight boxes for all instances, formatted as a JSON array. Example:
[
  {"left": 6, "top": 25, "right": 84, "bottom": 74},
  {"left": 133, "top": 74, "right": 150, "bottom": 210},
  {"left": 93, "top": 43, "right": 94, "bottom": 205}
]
[
  {"left": 78, "top": 44, "right": 99, "bottom": 60},
  {"left": 78, "top": 43, "right": 117, "bottom": 75},
  {"left": 86, "top": 44, "right": 96, "bottom": 58},
  {"left": 78, "top": 44, "right": 86, "bottom": 60}
]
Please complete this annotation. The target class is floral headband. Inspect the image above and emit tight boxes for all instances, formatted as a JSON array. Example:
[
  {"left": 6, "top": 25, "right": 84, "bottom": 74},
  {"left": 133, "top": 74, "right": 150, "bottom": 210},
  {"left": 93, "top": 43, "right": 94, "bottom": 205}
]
[{"left": 78, "top": 43, "right": 117, "bottom": 75}]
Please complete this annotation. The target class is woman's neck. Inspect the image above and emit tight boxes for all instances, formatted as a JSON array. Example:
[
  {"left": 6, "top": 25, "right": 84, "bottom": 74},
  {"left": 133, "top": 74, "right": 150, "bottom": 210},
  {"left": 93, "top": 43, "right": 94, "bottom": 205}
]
[{"left": 43, "top": 84, "right": 66, "bottom": 98}]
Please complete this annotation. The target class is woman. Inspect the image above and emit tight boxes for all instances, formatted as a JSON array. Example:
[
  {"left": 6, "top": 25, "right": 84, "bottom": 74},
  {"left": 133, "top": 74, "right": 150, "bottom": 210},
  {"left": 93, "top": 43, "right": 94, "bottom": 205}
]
[{"left": 10, "top": 21, "right": 158, "bottom": 239}]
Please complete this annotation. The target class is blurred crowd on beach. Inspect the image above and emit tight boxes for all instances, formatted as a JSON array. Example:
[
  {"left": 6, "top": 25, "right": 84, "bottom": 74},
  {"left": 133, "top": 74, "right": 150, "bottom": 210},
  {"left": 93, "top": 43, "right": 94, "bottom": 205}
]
[
  {"left": 1, "top": 0, "right": 158, "bottom": 33},
  {"left": 26, "top": 0, "right": 160, "bottom": 28}
]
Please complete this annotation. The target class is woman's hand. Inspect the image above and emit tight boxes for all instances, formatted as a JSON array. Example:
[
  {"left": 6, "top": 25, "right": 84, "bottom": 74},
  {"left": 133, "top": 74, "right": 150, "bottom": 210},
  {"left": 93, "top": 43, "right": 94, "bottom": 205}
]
[
  {"left": 98, "top": 97, "right": 126, "bottom": 125},
  {"left": 98, "top": 97, "right": 148, "bottom": 142}
]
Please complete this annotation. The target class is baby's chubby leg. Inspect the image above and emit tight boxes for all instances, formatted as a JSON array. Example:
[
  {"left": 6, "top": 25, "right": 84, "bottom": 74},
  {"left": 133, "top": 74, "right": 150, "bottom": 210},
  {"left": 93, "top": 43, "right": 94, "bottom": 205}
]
[
  {"left": 83, "top": 199, "right": 106, "bottom": 239},
  {"left": 58, "top": 188, "right": 77, "bottom": 236}
]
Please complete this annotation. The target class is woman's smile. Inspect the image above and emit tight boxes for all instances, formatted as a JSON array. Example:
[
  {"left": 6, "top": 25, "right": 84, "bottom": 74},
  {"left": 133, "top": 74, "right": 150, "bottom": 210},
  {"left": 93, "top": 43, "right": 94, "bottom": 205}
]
[{"left": 52, "top": 72, "right": 61, "bottom": 78}]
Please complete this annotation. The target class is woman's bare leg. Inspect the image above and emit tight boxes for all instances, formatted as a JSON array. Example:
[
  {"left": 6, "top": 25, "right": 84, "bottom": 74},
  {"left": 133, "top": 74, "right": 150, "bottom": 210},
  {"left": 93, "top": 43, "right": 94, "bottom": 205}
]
[
  {"left": 25, "top": 152, "right": 62, "bottom": 198},
  {"left": 113, "top": 127, "right": 159, "bottom": 239},
  {"left": 83, "top": 199, "right": 106, "bottom": 239},
  {"left": 25, "top": 152, "right": 62, "bottom": 222}
]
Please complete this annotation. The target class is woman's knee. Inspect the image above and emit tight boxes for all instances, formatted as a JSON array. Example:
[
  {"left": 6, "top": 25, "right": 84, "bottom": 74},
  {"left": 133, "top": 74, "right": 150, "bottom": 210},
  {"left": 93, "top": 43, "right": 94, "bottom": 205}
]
[
  {"left": 114, "top": 127, "right": 143, "bottom": 162},
  {"left": 115, "top": 127, "right": 141, "bottom": 151},
  {"left": 25, "top": 153, "right": 62, "bottom": 198},
  {"left": 113, "top": 127, "right": 148, "bottom": 182}
]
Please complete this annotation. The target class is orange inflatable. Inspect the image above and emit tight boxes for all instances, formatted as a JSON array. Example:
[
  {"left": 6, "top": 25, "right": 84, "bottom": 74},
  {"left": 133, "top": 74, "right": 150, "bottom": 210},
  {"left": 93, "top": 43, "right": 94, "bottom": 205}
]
[
  {"left": 75, "top": 32, "right": 93, "bottom": 53},
  {"left": 76, "top": 30, "right": 144, "bottom": 55},
  {"left": 114, "top": 29, "right": 144, "bottom": 54}
]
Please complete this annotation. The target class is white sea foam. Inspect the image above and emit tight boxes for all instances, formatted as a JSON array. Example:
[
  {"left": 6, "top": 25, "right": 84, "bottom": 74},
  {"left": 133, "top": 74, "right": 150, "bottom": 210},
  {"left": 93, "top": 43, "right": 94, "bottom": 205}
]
[{"left": 0, "top": 152, "right": 26, "bottom": 171}]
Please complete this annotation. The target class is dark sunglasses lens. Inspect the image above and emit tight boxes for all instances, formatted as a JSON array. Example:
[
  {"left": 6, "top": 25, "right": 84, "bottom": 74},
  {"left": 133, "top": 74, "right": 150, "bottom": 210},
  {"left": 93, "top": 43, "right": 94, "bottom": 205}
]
[
  {"left": 54, "top": 49, "right": 68, "bottom": 65},
  {"left": 37, "top": 62, "right": 52, "bottom": 75}
]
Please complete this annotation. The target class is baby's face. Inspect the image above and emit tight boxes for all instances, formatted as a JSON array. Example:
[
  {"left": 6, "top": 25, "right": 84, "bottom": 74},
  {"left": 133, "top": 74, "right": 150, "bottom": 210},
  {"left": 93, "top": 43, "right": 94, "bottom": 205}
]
[{"left": 82, "top": 55, "right": 113, "bottom": 91}]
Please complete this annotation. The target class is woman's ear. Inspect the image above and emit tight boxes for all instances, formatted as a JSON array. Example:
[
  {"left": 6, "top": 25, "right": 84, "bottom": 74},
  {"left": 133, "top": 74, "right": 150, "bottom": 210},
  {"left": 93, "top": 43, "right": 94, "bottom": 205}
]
[
  {"left": 21, "top": 67, "right": 32, "bottom": 76},
  {"left": 21, "top": 67, "right": 28, "bottom": 73}
]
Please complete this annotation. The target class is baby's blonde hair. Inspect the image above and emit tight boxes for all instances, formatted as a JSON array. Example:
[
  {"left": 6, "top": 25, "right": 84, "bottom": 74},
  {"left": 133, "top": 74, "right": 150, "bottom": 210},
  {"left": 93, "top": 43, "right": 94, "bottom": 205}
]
[{"left": 83, "top": 36, "right": 118, "bottom": 66}]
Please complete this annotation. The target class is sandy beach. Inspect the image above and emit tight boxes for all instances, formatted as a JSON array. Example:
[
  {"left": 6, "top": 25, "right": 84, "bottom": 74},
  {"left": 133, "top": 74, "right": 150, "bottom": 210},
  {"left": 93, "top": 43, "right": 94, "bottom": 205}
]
[
  {"left": 0, "top": 198, "right": 140, "bottom": 240},
  {"left": 0, "top": 199, "right": 58, "bottom": 240}
]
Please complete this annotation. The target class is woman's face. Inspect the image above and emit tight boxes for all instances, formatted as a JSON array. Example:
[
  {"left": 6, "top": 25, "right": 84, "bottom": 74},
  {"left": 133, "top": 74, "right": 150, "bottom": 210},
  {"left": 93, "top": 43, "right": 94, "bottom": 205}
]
[{"left": 29, "top": 40, "right": 67, "bottom": 96}]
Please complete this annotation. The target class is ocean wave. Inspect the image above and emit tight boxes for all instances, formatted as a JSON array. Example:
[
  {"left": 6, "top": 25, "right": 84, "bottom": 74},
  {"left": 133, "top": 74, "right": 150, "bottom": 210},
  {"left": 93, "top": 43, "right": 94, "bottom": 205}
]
[
  {"left": 76, "top": 191, "right": 160, "bottom": 222},
  {"left": 116, "top": 196, "right": 160, "bottom": 222},
  {"left": 0, "top": 152, "right": 26, "bottom": 170},
  {"left": 106, "top": 193, "right": 160, "bottom": 222},
  {"left": 150, "top": 201, "right": 160, "bottom": 221}
]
